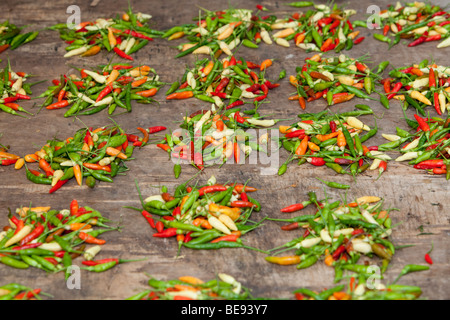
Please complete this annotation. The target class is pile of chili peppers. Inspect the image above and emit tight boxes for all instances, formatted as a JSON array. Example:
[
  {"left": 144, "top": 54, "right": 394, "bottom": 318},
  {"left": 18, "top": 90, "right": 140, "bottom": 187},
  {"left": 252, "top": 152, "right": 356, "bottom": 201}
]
[
  {"left": 156, "top": 107, "right": 281, "bottom": 176},
  {"left": 382, "top": 59, "right": 450, "bottom": 115},
  {"left": 268, "top": 3, "right": 364, "bottom": 52},
  {"left": 21, "top": 124, "right": 149, "bottom": 193},
  {"left": 50, "top": 7, "right": 162, "bottom": 59},
  {"left": 266, "top": 191, "right": 396, "bottom": 284},
  {"left": 364, "top": 2, "right": 450, "bottom": 49},
  {"left": 277, "top": 108, "right": 390, "bottom": 178},
  {"left": 39, "top": 63, "right": 163, "bottom": 116},
  {"left": 0, "top": 283, "right": 49, "bottom": 300},
  {"left": 127, "top": 274, "right": 253, "bottom": 300},
  {"left": 129, "top": 177, "right": 266, "bottom": 253},
  {"left": 0, "top": 201, "right": 123, "bottom": 275},
  {"left": 379, "top": 113, "right": 450, "bottom": 178},
  {"left": 288, "top": 54, "right": 381, "bottom": 109},
  {"left": 165, "top": 55, "right": 279, "bottom": 108},
  {"left": 0, "top": 21, "right": 39, "bottom": 54},
  {"left": 0, "top": 62, "right": 36, "bottom": 117},
  {"left": 293, "top": 274, "right": 425, "bottom": 300},
  {"left": 162, "top": 7, "right": 276, "bottom": 58}
]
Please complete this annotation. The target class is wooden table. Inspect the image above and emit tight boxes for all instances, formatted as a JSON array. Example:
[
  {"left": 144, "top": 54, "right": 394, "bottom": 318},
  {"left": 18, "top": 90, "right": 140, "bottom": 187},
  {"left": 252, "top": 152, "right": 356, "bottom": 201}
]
[{"left": 0, "top": 0, "right": 448, "bottom": 300}]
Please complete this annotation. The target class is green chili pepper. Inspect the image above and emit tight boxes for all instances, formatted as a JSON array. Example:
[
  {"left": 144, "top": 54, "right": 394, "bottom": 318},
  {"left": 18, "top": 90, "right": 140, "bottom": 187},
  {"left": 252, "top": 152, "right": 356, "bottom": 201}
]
[{"left": 316, "top": 178, "right": 350, "bottom": 189}]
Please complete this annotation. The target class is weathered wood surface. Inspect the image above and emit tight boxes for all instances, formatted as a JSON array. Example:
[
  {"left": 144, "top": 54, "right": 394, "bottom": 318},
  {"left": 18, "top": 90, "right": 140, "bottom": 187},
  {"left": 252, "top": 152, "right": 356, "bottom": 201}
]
[{"left": 0, "top": 0, "right": 449, "bottom": 300}]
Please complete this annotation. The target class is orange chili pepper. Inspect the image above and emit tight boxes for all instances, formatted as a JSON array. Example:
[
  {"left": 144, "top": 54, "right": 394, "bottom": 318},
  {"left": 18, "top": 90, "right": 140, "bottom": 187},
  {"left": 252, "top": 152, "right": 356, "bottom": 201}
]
[
  {"left": 295, "top": 136, "right": 309, "bottom": 156},
  {"left": 316, "top": 131, "right": 339, "bottom": 142},
  {"left": 78, "top": 232, "right": 106, "bottom": 244},
  {"left": 73, "top": 164, "right": 82, "bottom": 186},
  {"left": 260, "top": 59, "right": 273, "bottom": 71},
  {"left": 166, "top": 91, "right": 194, "bottom": 100},
  {"left": 131, "top": 77, "right": 148, "bottom": 87},
  {"left": 105, "top": 147, "right": 127, "bottom": 159}
]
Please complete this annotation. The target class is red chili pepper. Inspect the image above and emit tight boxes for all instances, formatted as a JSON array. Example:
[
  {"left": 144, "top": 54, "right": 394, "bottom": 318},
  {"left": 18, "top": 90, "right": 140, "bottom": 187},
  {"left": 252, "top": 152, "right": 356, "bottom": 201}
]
[
  {"left": 113, "top": 47, "right": 133, "bottom": 60},
  {"left": 142, "top": 210, "right": 156, "bottom": 229},
  {"left": 285, "top": 129, "right": 306, "bottom": 139},
  {"left": 112, "top": 65, "right": 133, "bottom": 70},
  {"left": 414, "top": 114, "right": 430, "bottom": 132},
  {"left": 413, "top": 159, "right": 444, "bottom": 170},
  {"left": 49, "top": 179, "right": 68, "bottom": 194},
  {"left": 122, "top": 29, "right": 153, "bottom": 41},
  {"left": 230, "top": 201, "right": 256, "bottom": 208},
  {"left": 229, "top": 56, "right": 237, "bottom": 66},
  {"left": 215, "top": 77, "right": 230, "bottom": 93},
  {"left": 14, "top": 288, "right": 41, "bottom": 300},
  {"left": 334, "top": 158, "right": 353, "bottom": 165},
  {"left": 234, "top": 111, "right": 246, "bottom": 124},
  {"left": 155, "top": 221, "right": 164, "bottom": 233},
  {"left": 15, "top": 93, "right": 31, "bottom": 100},
  {"left": 246, "top": 61, "right": 260, "bottom": 69},
  {"left": 280, "top": 202, "right": 308, "bottom": 213},
  {"left": 353, "top": 37, "right": 365, "bottom": 45},
  {"left": 309, "top": 157, "right": 326, "bottom": 166},
  {"left": 153, "top": 228, "right": 177, "bottom": 238},
  {"left": 1, "top": 159, "right": 17, "bottom": 166},
  {"left": 163, "top": 216, "right": 175, "bottom": 221},
  {"left": 424, "top": 253, "right": 433, "bottom": 265},
  {"left": 351, "top": 228, "right": 365, "bottom": 236},
  {"left": 431, "top": 11, "right": 446, "bottom": 18},
  {"left": 12, "top": 243, "right": 42, "bottom": 250},
  {"left": 253, "top": 94, "right": 267, "bottom": 102},
  {"left": 246, "top": 84, "right": 261, "bottom": 92},
  {"left": 210, "top": 92, "right": 227, "bottom": 98},
  {"left": 19, "top": 223, "right": 44, "bottom": 246},
  {"left": 226, "top": 100, "right": 244, "bottom": 109},
  {"left": 387, "top": 82, "right": 403, "bottom": 100},
  {"left": 95, "top": 84, "right": 113, "bottom": 102},
  {"left": 198, "top": 185, "right": 227, "bottom": 196},
  {"left": 281, "top": 222, "right": 300, "bottom": 231},
  {"left": 439, "top": 21, "right": 450, "bottom": 27},
  {"left": 264, "top": 80, "right": 280, "bottom": 89},
  {"left": 240, "top": 192, "right": 249, "bottom": 202},
  {"left": 332, "top": 245, "right": 346, "bottom": 260},
  {"left": 383, "top": 25, "right": 390, "bottom": 36},
  {"left": 408, "top": 36, "right": 426, "bottom": 47}
]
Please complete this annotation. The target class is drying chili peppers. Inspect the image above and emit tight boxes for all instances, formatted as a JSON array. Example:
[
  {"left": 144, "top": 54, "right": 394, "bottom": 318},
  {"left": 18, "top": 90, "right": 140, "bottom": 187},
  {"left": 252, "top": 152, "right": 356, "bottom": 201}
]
[
  {"left": 293, "top": 276, "right": 424, "bottom": 300},
  {"left": 20, "top": 124, "right": 149, "bottom": 192},
  {"left": 39, "top": 63, "right": 164, "bottom": 116},
  {"left": 0, "top": 62, "right": 37, "bottom": 117},
  {"left": 267, "top": 191, "right": 396, "bottom": 283},
  {"left": 268, "top": 3, "right": 363, "bottom": 52},
  {"left": 381, "top": 59, "right": 450, "bottom": 115},
  {"left": 163, "top": 7, "right": 276, "bottom": 58},
  {"left": 0, "top": 20, "right": 39, "bottom": 53},
  {"left": 127, "top": 273, "right": 254, "bottom": 300},
  {"left": 0, "top": 201, "right": 122, "bottom": 276},
  {"left": 155, "top": 102, "right": 283, "bottom": 176},
  {"left": 165, "top": 55, "right": 279, "bottom": 108},
  {"left": 127, "top": 177, "right": 266, "bottom": 254},
  {"left": 379, "top": 114, "right": 450, "bottom": 178},
  {"left": 364, "top": 3, "right": 450, "bottom": 49},
  {"left": 0, "top": 283, "right": 50, "bottom": 300},
  {"left": 50, "top": 6, "right": 162, "bottom": 59},
  {"left": 288, "top": 54, "right": 381, "bottom": 109},
  {"left": 277, "top": 108, "right": 388, "bottom": 178}
]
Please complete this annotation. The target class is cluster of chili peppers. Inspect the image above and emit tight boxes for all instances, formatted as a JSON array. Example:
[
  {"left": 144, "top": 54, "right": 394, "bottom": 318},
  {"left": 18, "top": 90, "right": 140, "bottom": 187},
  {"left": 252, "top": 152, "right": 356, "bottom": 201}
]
[
  {"left": 379, "top": 113, "right": 450, "bottom": 178},
  {"left": 0, "top": 20, "right": 39, "bottom": 54},
  {"left": 0, "top": 142, "right": 20, "bottom": 167},
  {"left": 0, "top": 62, "right": 37, "bottom": 118},
  {"left": 50, "top": 6, "right": 162, "bottom": 59},
  {"left": 277, "top": 108, "right": 390, "bottom": 178},
  {"left": 0, "top": 283, "right": 49, "bottom": 300},
  {"left": 127, "top": 273, "right": 253, "bottom": 300},
  {"left": 128, "top": 177, "right": 266, "bottom": 254},
  {"left": 266, "top": 191, "right": 396, "bottom": 283},
  {"left": 0, "top": 201, "right": 123, "bottom": 276},
  {"left": 39, "top": 63, "right": 163, "bottom": 117},
  {"left": 382, "top": 59, "right": 450, "bottom": 115},
  {"left": 20, "top": 124, "right": 149, "bottom": 193},
  {"left": 162, "top": 7, "right": 277, "bottom": 58},
  {"left": 268, "top": 3, "right": 364, "bottom": 52},
  {"left": 293, "top": 273, "right": 425, "bottom": 300},
  {"left": 156, "top": 107, "right": 280, "bottom": 176},
  {"left": 165, "top": 55, "right": 279, "bottom": 108},
  {"left": 364, "top": 2, "right": 450, "bottom": 49},
  {"left": 288, "top": 54, "right": 382, "bottom": 109}
]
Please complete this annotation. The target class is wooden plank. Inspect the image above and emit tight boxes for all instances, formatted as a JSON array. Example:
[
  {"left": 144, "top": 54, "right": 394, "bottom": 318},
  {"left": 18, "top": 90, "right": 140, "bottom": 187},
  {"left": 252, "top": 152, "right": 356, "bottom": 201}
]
[{"left": 0, "top": 0, "right": 449, "bottom": 300}]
